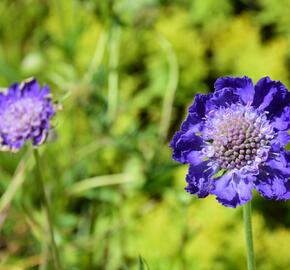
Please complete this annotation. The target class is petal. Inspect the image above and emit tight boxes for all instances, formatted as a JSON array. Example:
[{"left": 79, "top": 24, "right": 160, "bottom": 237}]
[
  {"left": 206, "top": 88, "right": 242, "bottom": 110},
  {"left": 21, "top": 78, "right": 40, "bottom": 96},
  {"left": 0, "top": 92, "right": 6, "bottom": 107},
  {"left": 7, "top": 83, "right": 20, "bottom": 97},
  {"left": 170, "top": 129, "right": 204, "bottom": 164},
  {"left": 271, "top": 105, "right": 290, "bottom": 131},
  {"left": 214, "top": 76, "right": 254, "bottom": 104},
  {"left": 255, "top": 151, "right": 290, "bottom": 200},
  {"left": 211, "top": 170, "right": 255, "bottom": 207},
  {"left": 188, "top": 93, "right": 212, "bottom": 117},
  {"left": 266, "top": 150, "right": 290, "bottom": 177},
  {"left": 270, "top": 131, "right": 290, "bottom": 151},
  {"left": 172, "top": 94, "right": 210, "bottom": 161},
  {"left": 185, "top": 161, "right": 217, "bottom": 198},
  {"left": 181, "top": 94, "right": 212, "bottom": 133},
  {"left": 9, "top": 139, "right": 25, "bottom": 152},
  {"left": 40, "top": 85, "right": 51, "bottom": 98},
  {"left": 33, "top": 132, "right": 47, "bottom": 146},
  {"left": 252, "top": 77, "right": 290, "bottom": 119},
  {"left": 181, "top": 112, "right": 204, "bottom": 133}
]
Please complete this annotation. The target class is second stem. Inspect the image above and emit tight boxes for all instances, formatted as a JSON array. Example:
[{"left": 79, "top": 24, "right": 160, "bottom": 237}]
[{"left": 34, "top": 149, "right": 62, "bottom": 270}]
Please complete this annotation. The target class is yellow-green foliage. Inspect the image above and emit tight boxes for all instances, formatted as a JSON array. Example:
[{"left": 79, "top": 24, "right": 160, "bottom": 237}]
[{"left": 212, "top": 15, "right": 289, "bottom": 83}]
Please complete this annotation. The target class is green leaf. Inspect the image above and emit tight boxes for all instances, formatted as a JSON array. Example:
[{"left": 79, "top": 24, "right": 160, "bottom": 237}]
[{"left": 138, "top": 255, "right": 149, "bottom": 270}]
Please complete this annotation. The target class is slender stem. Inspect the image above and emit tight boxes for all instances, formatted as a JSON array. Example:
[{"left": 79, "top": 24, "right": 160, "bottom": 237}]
[
  {"left": 87, "top": 201, "right": 97, "bottom": 269},
  {"left": 158, "top": 34, "right": 179, "bottom": 140},
  {"left": 107, "top": 24, "right": 121, "bottom": 125},
  {"left": 83, "top": 31, "right": 108, "bottom": 84},
  {"left": 243, "top": 202, "right": 256, "bottom": 270},
  {"left": 33, "top": 149, "right": 62, "bottom": 270}
]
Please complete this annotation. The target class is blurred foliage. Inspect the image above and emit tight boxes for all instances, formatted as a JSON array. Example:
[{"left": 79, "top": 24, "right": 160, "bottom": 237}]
[{"left": 0, "top": 0, "right": 289, "bottom": 269}]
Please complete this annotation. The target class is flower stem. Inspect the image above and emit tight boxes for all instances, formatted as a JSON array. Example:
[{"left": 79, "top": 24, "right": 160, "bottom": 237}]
[
  {"left": 243, "top": 201, "right": 256, "bottom": 270},
  {"left": 33, "top": 149, "right": 62, "bottom": 270}
]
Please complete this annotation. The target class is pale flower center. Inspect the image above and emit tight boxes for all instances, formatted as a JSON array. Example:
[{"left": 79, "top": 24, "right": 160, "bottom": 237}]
[
  {"left": 204, "top": 105, "right": 275, "bottom": 169},
  {"left": 0, "top": 98, "right": 43, "bottom": 136}
]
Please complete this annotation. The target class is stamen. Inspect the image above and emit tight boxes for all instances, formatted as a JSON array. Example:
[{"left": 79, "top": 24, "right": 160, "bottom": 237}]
[{"left": 204, "top": 104, "right": 274, "bottom": 170}]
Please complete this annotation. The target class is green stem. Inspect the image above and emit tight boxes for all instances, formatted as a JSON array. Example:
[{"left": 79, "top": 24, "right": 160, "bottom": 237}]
[
  {"left": 87, "top": 202, "right": 97, "bottom": 269},
  {"left": 33, "top": 149, "right": 62, "bottom": 270},
  {"left": 243, "top": 202, "right": 256, "bottom": 270},
  {"left": 158, "top": 34, "right": 179, "bottom": 140},
  {"left": 107, "top": 24, "right": 121, "bottom": 125}
]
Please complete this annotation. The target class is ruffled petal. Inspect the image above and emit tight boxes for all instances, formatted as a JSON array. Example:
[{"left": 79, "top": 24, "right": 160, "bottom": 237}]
[
  {"left": 181, "top": 94, "right": 212, "bottom": 133},
  {"left": 188, "top": 93, "right": 212, "bottom": 116},
  {"left": 270, "top": 131, "right": 290, "bottom": 151},
  {"left": 266, "top": 150, "right": 290, "bottom": 176},
  {"left": 185, "top": 161, "right": 217, "bottom": 198},
  {"left": 271, "top": 105, "right": 290, "bottom": 131},
  {"left": 33, "top": 132, "right": 47, "bottom": 146},
  {"left": 181, "top": 112, "right": 204, "bottom": 133},
  {"left": 0, "top": 92, "right": 6, "bottom": 106},
  {"left": 214, "top": 76, "right": 254, "bottom": 104},
  {"left": 21, "top": 78, "right": 40, "bottom": 96},
  {"left": 7, "top": 83, "right": 20, "bottom": 97},
  {"left": 255, "top": 151, "right": 290, "bottom": 200},
  {"left": 206, "top": 88, "right": 241, "bottom": 111},
  {"left": 39, "top": 85, "right": 51, "bottom": 98},
  {"left": 211, "top": 170, "right": 255, "bottom": 207},
  {"left": 170, "top": 129, "right": 204, "bottom": 164},
  {"left": 252, "top": 77, "right": 290, "bottom": 119}
]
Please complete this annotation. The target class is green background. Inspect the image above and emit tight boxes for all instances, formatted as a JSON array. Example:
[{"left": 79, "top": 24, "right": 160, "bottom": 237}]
[{"left": 0, "top": 0, "right": 289, "bottom": 269}]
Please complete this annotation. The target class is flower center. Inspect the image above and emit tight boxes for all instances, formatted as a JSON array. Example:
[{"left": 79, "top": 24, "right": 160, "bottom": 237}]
[
  {"left": 0, "top": 98, "right": 43, "bottom": 135},
  {"left": 204, "top": 105, "right": 274, "bottom": 169}
]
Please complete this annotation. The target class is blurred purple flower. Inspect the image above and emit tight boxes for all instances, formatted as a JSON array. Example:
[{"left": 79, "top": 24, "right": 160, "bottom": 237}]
[
  {"left": 171, "top": 76, "right": 290, "bottom": 207},
  {"left": 0, "top": 78, "right": 55, "bottom": 152}
]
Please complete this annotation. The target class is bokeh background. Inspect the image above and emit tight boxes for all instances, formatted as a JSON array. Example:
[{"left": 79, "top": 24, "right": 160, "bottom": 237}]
[{"left": 0, "top": 0, "right": 290, "bottom": 269}]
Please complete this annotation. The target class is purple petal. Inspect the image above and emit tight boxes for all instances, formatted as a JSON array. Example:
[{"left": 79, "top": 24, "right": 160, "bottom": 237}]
[
  {"left": 266, "top": 150, "right": 290, "bottom": 176},
  {"left": 180, "top": 94, "right": 212, "bottom": 133},
  {"left": 185, "top": 161, "right": 217, "bottom": 198},
  {"left": 255, "top": 151, "right": 290, "bottom": 200},
  {"left": 214, "top": 76, "right": 254, "bottom": 104},
  {"left": 181, "top": 112, "right": 206, "bottom": 133},
  {"left": 188, "top": 93, "right": 212, "bottom": 116},
  {"left": 270, "top": 131, "right": 290, "bottom": 151},
  {"left": 252, "top": 77, "right": 290, "bottom": 119},
  {"left": 206, "top": 88, "right": 241, "bottom": 111},
  {"left": 172, "top": 94, "right": 211, "bottom": 162},
  {"left": 0, "top": 93, "right": 6, "bottom": 106},
  {"left": 211, "top": 170, "right": 255, "bottom": 208},
  {"left": 271, "top": 105, "right": 290, "bottom": 131},
  {"left": 10, "top": 139, "right": 25, "bottom": 151},
  {"left": 170, "top": 130, "right": 204, "bottom": 164},
  {"left": 33, "top": 132, "right": 47, "bottom": 146},
  {"left": 39, "top": 85, "right": 51, "bottom": 98},
  {"left": 7, "top": 83, "right": 20, "bottom": 97}
]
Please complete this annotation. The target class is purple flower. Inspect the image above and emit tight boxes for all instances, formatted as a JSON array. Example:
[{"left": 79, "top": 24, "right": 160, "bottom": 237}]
[
  {"left": 0, "top": 78, "right": 55, "bottom": 152},
  {"left": 171, "top": 76, "right": 290, "bottom": 207}
]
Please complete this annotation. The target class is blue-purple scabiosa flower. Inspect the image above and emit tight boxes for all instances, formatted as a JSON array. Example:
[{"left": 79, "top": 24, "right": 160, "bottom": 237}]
[
  {"left": 0, "top": 78, "right": 55, "bottom": 152},
  {"left": 171, "top": 76, "right": 290, "bottom": 207}
]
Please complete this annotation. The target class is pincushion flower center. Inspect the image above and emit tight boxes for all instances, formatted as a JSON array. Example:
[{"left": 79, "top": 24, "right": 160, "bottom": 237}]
[
  {"left": 207, "top": 105, "right": 272, "bottom": 169},
  {"left": 1, "top": 98, "right": 43, "bottom": 133}
]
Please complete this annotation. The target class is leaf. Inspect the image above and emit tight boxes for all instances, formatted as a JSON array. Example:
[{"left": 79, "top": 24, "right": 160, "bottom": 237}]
[
  {"left": 68, "top": 173, "right": 134, "bottom": 196},
  {"left": 138, "top": 255, "right": 149, "bottom": 270},
  {"left": 0, "top": 149, "right": 33, "bottom": 214}
]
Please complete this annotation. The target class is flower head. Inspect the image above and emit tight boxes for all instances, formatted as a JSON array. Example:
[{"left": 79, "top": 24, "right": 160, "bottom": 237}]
[
  {"left": 0, "top": 78, "right": 55, "bottom": 152},
  {"left": 171, "top": 76, "right": 290, "bottom": 207}
]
